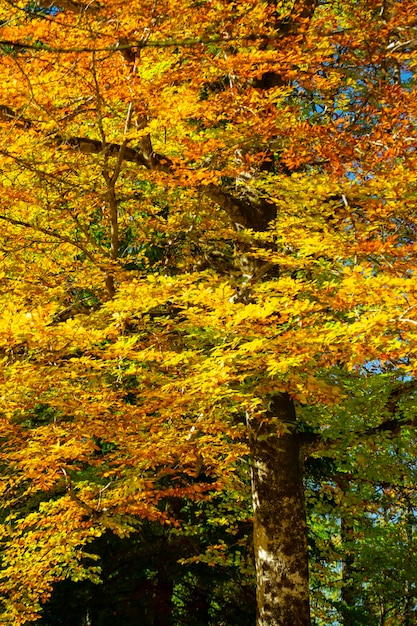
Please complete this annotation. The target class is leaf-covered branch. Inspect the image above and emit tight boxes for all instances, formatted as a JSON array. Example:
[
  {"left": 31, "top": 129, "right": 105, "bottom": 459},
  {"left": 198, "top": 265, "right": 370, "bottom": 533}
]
[
  {"left": 0, "top": 104, "right": 277, "bottom": 230},
  {"left": 303, "top": 381, "right": 417, "bottom": 456}
]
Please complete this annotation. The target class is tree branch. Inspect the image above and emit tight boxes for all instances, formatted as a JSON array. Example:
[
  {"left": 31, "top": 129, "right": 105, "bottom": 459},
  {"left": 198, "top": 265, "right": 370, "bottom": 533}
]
[
  {"left": 51, "top": 134, "right": 173, "bottom": 171},
  {"left": 36, "top": 0, "right": 102, "bottom": 14},
  {"left": 302, "top": 380, "right": 417, "bottom": 456},
  {"left": 0, "top": 213, "right": 100, "bottom": 267},
  {"left": 0, "top": 29, "right": 313, "bottom": 55},
  {"left": 1, "top": 104, "right": 277, "bottom": 230}
]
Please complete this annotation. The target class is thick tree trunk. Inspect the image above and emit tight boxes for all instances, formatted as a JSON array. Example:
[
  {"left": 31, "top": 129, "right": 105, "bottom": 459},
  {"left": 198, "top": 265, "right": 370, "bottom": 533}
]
[{"left": 249, "top": 394, "right": 310, "bottom": 626}]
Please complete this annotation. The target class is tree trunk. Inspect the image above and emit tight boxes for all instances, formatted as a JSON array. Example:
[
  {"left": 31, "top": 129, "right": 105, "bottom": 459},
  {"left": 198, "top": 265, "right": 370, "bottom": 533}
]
[
  {"left": 340, "top": 514, "right": 357, "bottom": 626},
  {"left": 249, "top": 394, "right": 311, "bottom": 626},
  {"left": 153, "top": 558, "right": 173, "bottom": 626}
]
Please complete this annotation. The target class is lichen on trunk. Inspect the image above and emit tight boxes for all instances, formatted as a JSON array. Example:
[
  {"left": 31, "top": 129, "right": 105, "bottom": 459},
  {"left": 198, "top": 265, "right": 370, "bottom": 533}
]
[{"left": 249, "top": 394, "right": 310, "bottom": 626}]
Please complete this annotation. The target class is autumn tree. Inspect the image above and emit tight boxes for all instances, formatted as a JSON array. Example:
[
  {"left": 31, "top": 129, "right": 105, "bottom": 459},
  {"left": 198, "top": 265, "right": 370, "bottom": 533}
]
[{"left": 0, "top": 1, "right": 417, "bottom": 625}]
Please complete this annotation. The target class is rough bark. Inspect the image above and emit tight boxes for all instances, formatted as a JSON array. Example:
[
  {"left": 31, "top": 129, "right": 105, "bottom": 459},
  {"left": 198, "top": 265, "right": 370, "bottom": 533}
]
[{"left": 248, "top": 394, "right": 311, "bottom": 626}]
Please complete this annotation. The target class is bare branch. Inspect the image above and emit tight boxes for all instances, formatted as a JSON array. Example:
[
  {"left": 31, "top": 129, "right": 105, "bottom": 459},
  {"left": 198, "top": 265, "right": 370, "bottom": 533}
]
[
  {"left": 0, "top": 213, "right": 99, "bottom": 266},
  {"left": 0, "top": 29, "right": 306, "bottom": 55},
  {"left": 50, "top": 134, "right": 172, "bottom": 171},
  {"left": 36, "top": 0, "right": 102, "bottom": 14}
]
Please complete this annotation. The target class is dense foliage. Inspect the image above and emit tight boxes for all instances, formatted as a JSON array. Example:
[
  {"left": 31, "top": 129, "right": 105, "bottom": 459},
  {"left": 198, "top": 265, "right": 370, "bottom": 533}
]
[{"left": 0, "top": 0, "right": 416, "bottom": 624}]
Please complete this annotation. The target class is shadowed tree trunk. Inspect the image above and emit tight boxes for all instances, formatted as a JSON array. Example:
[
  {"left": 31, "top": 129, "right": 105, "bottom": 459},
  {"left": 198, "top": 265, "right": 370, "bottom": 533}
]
[
  {"left": 340, "top": 514, "right": 357, "bottom": 626},
  {"left": 153, "top": 575, "right": 173, "bottom": 626},
  {"left": 249, "top": 394, "right": 310, "bottom": 626}
]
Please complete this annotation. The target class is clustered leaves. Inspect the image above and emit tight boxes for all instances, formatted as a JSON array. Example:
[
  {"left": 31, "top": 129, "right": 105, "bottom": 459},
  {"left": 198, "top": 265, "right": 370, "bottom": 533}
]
[{"left": 0, "top": 0, "right": 416, "bottom": 623}]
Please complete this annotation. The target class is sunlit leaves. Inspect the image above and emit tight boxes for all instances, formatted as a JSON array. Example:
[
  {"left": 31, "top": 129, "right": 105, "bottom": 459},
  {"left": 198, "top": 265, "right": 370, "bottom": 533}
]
[{"left": 0, "top": 0, "right": 416, "bottom": 621}]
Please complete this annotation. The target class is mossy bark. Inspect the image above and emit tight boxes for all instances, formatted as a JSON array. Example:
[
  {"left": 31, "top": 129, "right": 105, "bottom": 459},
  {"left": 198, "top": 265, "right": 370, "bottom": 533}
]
[{"left": 249, "top": 394, "right": 310, "bottom": 626}]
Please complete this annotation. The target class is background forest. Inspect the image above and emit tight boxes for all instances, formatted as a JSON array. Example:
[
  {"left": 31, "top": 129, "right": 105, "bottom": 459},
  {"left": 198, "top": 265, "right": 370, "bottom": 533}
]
[{"left": 0, "top": 0, "right": 417, "bottom": 625}]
